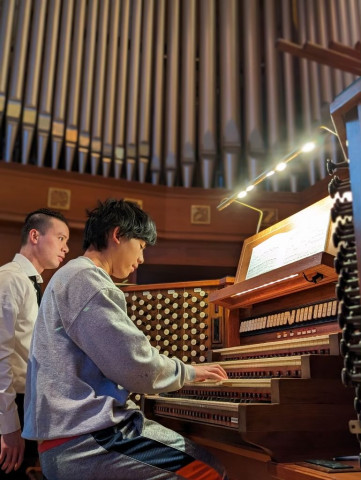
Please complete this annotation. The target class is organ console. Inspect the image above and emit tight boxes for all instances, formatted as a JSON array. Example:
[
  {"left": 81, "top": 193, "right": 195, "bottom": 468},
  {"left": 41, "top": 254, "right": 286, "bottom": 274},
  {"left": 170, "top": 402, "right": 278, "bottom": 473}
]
[
  {"left": 121, "top": 80, "right": 361, "bottom": 480},
  {"left": 121, "top": 199, "right": 357, "bottom": 479}
]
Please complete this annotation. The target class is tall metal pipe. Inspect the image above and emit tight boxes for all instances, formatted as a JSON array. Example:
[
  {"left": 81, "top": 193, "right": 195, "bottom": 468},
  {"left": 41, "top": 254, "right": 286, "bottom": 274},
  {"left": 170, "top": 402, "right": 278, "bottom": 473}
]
[
  {"left": 65, "top": 0, "right": 86, "bottom": 172},
  {"left": 125, "top": 0, "right": 142, "bottom": 181},
  {"left": 243, "top": 0, "right": 264, "bottom": 183},
  {"left": 150, "top": 0, "right": 166, "bottom": 185},
  {"left": 297, "top": 0, "right": 316, "bottom": 186},
  {"left": 336, "top": 0, "right": 355, "bottom": 86},
  {"left": 281, "top": 0, "right": 297, "bottom": 191},
  {"left": 199, "top": 0, "right": 217, "bottom": 189},
  {"left": 315, "top": 0, "right": 333, "bottom": 106},
  {"left": 51, "top": 0, "right": 75, "bottom": 170},
  {"left": 78, "top": 0, "right": 98, "bottom": 174},
  {"left": 102, "top": 0, "right": 121, "bottom": 178},
  {"left": 21, "top": 0, "right": 47, "bottom": 166},
  {"left": 349, "top": 0, "right": 361, "bottom": 44},
  {"left": 264, "top": 0, "right": 281, "bottom": 192},
  {"left": 328, "top": 0, "right": 344, "bottom": 96},
  {"left": 138, "top": 0, "right": 155, "bottom": 183},
  {"left": 90, "top": 0, "right": 109, "bottom": 175},
  {"left": 219, "top": 0, "right": 242, "bottom": 190},
  {"left": 164, "top": 0, "right": 180, "bottom": 187},
  {"left": 180, "top": 0, "right": 197, "bottom": 188},
  {"left": 0, "top": 0, "right": 15, "bottom": 127},
  {"left": 4, "top": 0, "right": 31, "bottom": 163},
  {"left": 114, "top": 0, "right": 131, "bottom": 179}
]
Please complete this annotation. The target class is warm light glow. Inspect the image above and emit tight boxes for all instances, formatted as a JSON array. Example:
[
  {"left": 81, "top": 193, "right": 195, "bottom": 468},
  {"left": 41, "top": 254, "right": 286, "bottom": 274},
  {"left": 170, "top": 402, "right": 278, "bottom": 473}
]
[
  {"left": 275, "top": 162, "right": 287, "bottom": 171},
  {"left": 232, "top": 274, "right": 299, "bottom": 297},
  {"left": 217, "top": 127, "right": 330, "bottom": 212},
  {"left": 301, "top": 141, "right": 316, "bottom": 153},
  {"left": 237, "top": 190, "right": 247, "bottom": 199}
]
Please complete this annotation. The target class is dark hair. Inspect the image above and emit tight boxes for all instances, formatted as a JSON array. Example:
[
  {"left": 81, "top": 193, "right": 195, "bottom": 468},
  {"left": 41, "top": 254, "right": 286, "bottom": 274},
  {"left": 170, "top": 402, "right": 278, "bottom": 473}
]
[
  {"left": 82, "top": 199, "right": 157, "bottom": 251},
  {"left": 21, "top": 208, "right": 69, "bottom": 246}
]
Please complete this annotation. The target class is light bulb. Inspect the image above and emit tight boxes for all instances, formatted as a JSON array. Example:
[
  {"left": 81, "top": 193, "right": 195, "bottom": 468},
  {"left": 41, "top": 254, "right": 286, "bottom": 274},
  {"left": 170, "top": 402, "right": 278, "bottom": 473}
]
[
  {"left": 275, "top": 162, "right": 287, "bottom": 171},
  {"left": 301, "top": 141, "right": 315, "bottom": 153}
]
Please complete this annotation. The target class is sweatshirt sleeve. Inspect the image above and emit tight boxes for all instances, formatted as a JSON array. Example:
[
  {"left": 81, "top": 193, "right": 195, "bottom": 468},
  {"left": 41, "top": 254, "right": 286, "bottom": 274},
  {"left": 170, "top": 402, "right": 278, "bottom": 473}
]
[{"left": 66, "top": 286, "right": 195, "bottom": 394}]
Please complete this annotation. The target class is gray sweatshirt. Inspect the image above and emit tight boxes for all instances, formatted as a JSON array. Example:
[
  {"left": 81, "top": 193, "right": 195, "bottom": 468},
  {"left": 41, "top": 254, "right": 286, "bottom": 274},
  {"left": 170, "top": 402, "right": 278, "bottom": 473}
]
[{"left": 23, "top": 256, "right": 195, "bottom": 440}]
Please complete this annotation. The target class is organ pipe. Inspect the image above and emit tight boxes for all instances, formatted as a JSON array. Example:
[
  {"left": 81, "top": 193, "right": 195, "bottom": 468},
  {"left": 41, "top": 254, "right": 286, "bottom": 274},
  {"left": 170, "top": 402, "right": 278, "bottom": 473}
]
[
  {"left": 164, "top": 0, "right": 180, "bottom": 187},
  {"left": 4, "top": 0, "right": 31, "bottom": 163},
  {"left": 199, "top": 0, "right": 217, "bottom": 189},
  {"left": 51, "top": 0, "right": 74, "bottom": 170},
  {"left": 0, "top": 0, "right": 358, "bottom": 192},
  {"left": 150, "top": 0, "right": 166, "bottom": 185},
  {"left": 243, "top": 0, "right": 264, "bottom": 181},
  {"left": 138, "top": 0, "right": 155, "bottom": 183},
  {"left": 219, "top": 0, "right": 242, "bottom": 190},
  {"left": 114, "top": 0, "right": 131, "bottom": 179},
  {"left": 78, "top": 0, "right": 98, "bottom": 174},
  {"left": 125, "top": 0, "right": 142, "bottom": 181},
  {"left": 21, "top": 0, "right": 47, "bottom": 166},
  {"left": 65, "top": 0, "right": 86, "bottom": 173},
  {"left": 101, "top": 0, "right": 120, "bottom": 178},
  {"left": 90, "top": 0, "right": 109, "bottom": 175},
  {"left": 0, "top": 0, "right": 15, "bottom": 126},
  {"left": 37, "top": 0, "right": 61, "bottom": 168}
]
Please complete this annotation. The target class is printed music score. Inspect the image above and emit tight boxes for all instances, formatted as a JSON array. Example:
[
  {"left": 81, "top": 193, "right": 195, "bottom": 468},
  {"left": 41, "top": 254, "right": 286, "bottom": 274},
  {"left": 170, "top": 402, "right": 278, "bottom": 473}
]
[{"left": 246, "top": 198, "right": 334, "bottom": 280}]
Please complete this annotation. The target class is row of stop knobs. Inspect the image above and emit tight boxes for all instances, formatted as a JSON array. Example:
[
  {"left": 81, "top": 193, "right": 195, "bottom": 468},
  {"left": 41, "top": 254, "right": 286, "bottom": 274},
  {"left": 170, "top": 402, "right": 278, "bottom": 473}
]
[
  {"left": 125, "top": 289, "right": 212, "bottom": 363},
  {"left": 329, "top": 160, "right": 361, "bottom": 453}
]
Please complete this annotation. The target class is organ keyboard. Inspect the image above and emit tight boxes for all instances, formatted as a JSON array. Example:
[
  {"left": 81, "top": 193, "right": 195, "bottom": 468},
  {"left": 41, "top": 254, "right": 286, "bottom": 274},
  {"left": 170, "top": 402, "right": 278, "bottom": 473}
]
[{"left": 143, "top": 338, "right": 356, "bottom": 463}]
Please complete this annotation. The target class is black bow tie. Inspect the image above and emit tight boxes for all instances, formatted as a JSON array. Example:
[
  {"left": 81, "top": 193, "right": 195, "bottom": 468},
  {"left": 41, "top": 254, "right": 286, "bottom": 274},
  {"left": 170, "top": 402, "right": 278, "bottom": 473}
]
[{"left": 29, "top": 276, "right": 42, "bottom": 306}]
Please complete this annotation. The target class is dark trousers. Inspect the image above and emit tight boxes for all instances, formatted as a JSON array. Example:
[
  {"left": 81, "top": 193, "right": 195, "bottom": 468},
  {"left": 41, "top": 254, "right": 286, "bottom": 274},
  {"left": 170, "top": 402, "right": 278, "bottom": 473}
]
[{"left": 0, "top": 394, "right": 39, "bottom": 479}]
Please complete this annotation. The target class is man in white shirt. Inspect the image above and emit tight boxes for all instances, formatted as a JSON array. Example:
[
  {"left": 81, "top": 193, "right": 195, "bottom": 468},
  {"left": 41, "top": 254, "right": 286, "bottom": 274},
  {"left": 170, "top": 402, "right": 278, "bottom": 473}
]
[{"left": 0, "top": 208, "right": 70, "bottom": 478}]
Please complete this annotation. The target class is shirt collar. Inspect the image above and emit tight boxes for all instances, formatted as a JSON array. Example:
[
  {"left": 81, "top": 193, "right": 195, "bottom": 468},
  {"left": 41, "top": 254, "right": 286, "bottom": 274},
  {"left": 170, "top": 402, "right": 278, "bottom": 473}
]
[{"left": 13, "top": 253, "right": 44, "bottom": 284}]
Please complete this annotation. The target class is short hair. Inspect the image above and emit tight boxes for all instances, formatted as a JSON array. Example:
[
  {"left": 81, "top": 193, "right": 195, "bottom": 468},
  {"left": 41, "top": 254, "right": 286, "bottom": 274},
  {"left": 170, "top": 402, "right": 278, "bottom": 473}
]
[
  {"left": 21, "top": 208, "right": 69, "bottom": 246},
  {"left": 82, "top": 199, "right": 157, "bottom": 251}
]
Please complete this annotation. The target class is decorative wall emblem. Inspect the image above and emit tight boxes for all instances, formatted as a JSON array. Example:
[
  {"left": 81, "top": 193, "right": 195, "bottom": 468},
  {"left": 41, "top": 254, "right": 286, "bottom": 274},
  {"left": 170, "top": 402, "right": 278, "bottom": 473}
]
[
  {"left": 48, "top": 188, "right": 71, "bottom": 210},
  {"left": 191, "top": 205, "right": 211, "bottom": 224}
]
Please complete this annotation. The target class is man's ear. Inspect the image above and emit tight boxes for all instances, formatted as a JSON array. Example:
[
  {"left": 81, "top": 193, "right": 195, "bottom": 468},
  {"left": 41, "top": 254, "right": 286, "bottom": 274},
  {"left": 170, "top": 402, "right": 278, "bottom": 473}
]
[
  {"left": 112, "top": 226, "right": 121, "bottom": 244},
  {"left": 29, "top": 229, "right": 39, "bottom": 244}
]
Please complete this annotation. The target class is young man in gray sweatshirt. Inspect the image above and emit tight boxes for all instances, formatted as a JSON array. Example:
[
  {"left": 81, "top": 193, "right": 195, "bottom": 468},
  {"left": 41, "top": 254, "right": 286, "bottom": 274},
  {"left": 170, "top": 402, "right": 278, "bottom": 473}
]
[{"left": 23, "top": 199, "right": 228, "bottom": 480}]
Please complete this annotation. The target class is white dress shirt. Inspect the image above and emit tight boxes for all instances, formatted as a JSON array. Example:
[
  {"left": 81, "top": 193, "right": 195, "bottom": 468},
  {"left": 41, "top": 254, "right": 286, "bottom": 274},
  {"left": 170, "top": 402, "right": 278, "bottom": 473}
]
[{"left": 0, "top": 254, "right": 43, "bottom": 434}]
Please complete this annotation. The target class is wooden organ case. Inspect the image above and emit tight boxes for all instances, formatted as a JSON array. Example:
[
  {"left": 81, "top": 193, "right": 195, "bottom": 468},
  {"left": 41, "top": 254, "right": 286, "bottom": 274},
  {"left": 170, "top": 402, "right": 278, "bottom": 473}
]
[{"left": 121, "top": 197, "right": 360, "bottom": 480}]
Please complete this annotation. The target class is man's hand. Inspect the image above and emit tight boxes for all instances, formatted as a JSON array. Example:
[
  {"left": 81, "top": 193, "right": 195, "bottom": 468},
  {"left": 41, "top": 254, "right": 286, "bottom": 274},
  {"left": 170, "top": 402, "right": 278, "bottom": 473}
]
[
  {"left": 0, "top": 429, "right": 25, "bottom": 473},
  {"left": 192, "top": 363, "right": 228, "bottom": 382}
]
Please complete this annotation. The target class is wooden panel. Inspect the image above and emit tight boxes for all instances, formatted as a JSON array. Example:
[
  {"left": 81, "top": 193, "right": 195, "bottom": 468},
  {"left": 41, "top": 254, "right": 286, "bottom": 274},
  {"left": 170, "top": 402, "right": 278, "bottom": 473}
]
[
  {"left": 271, "top": 378, "right": 355, "bottom": 404},
  {"left": 300, "top": 354, "right": 343, "bottom": 379},
  {"left": 0, "top": 162, "right": 301, "bottom": 241},
  {"left": 239, "top": 403, "right": 355, "bottom": 433}
]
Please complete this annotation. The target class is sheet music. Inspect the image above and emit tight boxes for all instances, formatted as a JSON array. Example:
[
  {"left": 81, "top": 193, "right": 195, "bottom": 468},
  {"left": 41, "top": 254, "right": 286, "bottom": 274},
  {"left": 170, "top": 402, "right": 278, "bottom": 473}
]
[{"left": 246, "top": 212, "right": 330, "bottom": 280}]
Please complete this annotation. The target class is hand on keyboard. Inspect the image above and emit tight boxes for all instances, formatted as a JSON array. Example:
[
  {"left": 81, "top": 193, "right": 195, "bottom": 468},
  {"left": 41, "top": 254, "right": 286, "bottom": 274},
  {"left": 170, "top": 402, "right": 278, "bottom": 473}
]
[{"left": 192, "top": 364, "right": 228, "bottom": 382}]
